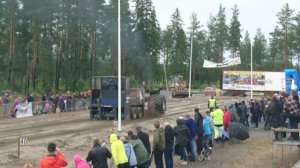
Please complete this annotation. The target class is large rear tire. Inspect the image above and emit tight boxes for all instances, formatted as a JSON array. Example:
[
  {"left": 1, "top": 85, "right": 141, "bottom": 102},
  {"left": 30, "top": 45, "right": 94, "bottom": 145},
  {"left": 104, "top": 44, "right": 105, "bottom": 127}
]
[{"left": 151, "top": 95, "right": 166, "bottom": 113}]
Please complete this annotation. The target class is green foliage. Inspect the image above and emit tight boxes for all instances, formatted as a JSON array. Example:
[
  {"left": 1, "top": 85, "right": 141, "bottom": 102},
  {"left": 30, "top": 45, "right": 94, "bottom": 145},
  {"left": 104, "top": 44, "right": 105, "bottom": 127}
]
[{"left": 1, "top": 1, "right": 300, "bottom": 94}]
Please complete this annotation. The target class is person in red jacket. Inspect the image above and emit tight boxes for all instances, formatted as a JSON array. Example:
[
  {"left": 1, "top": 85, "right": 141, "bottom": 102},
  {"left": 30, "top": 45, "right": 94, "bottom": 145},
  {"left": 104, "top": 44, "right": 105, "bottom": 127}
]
[
  {"left": 39, "top": 142, "right": 68, "bottom": 168},
  {"left": 223, "top": 106, "right": 231, "bottom": 133}
]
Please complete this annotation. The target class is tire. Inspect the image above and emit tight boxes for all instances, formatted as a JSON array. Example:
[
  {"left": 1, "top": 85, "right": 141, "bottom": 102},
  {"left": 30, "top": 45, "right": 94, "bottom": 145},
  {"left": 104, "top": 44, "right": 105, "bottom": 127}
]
[
  {"left": 151, "top": 95, "right": 166, "bottom": 113},
  {"left": 130, "top": 107, "right": 137, "bottom": 120},
  {"left": 137, "top": 106, "right": 143, "bottom": 119}
]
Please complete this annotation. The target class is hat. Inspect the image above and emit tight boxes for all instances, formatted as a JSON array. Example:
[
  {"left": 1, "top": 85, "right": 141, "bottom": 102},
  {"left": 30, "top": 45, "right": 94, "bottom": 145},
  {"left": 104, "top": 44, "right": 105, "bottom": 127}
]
[{"left": 73, "top": 154, "right": 82, "bottom": 163}]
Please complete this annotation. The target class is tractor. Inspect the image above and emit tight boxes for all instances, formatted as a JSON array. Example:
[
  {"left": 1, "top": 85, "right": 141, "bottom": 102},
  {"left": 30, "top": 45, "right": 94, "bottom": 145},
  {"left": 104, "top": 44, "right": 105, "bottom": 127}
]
[
  {"left": 168, "top": 75, "right": 189, "bottom": 98},
  {"left": 89, "top": 76, "right": 166, "bottom": 120}
]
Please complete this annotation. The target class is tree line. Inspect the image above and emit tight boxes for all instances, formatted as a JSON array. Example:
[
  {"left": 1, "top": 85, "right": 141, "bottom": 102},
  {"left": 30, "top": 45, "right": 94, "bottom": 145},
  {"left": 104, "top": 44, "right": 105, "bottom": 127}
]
[{"left": 0, "top": 0, "right": 300, "bottom": 93}]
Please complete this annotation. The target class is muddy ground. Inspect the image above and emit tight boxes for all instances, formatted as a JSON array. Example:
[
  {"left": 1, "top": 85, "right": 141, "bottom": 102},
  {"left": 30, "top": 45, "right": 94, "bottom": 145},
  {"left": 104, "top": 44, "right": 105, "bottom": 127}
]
[{"left": 0, "top": 95, "right": 299, "bottom": 168}]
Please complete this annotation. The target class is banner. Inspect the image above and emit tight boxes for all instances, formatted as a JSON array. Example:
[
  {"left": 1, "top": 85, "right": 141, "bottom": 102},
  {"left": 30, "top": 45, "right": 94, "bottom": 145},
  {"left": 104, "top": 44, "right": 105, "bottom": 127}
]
[
  {"left": 16, "top": 102, "right": 33, "bottom": 118},
  {"left": 222, "top": 71, "right": 285, "bottom": 92},
  {"left": 203, "top": 57, "right": 241, "bottom": 68}
]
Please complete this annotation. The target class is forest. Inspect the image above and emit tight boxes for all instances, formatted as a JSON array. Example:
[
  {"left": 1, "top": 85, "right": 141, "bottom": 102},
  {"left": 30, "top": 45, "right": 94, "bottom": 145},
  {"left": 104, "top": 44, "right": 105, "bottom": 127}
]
[{"left": 0, "top": 0, "right": 300, "bottom": 94}]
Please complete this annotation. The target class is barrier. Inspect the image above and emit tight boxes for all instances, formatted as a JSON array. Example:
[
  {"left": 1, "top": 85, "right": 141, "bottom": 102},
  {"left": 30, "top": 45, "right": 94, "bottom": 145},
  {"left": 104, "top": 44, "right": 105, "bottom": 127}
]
[{"left": 0, "top": 98, "right": 90, "bottom": 119}]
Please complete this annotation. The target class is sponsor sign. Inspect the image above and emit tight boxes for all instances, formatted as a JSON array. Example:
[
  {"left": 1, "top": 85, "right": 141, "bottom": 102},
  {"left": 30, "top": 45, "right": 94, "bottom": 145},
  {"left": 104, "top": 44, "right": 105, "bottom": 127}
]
[
  {"left": 203, "top": 57, "right": 241, "bottom": 68},
  {"left": 222, "top": 71, "right": 285, "bottom": 92}
]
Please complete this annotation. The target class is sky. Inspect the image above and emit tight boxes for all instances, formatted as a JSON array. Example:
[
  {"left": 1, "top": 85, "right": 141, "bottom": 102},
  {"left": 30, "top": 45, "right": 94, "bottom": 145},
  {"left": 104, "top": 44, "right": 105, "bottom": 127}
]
[{"left": 152, "top": 0, "right": 300, "bottom": 41}]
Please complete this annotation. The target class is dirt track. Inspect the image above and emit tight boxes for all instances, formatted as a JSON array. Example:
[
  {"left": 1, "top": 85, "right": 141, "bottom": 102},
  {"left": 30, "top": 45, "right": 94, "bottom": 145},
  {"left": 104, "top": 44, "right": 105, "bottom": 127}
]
[{"left": 0, "top": 95, "right": 299, "bottom": 168}]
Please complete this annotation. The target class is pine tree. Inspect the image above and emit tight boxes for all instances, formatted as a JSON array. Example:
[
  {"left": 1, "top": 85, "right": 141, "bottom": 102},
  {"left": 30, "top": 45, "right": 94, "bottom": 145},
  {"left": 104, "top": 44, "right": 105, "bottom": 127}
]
[
  {"left": 276, "top": 3, "right": 294, "bottom": 68},
  {"left": 133, "top": 0, "right": 161, "bottom": 82},
  {"left": 168, "top": 8, "right": 188, "bottom": 78},
  {"left": 215, "top": 4, "right": 228, "bottom": 61},
  {"left": 239, "top": 31, "right": 251, "bottom": 70},
  {"left": 252, "top": 28, "right": 268, "bottom": 70},
  {"left": 229, "top": 4, "right": 241, "bottom": 57}
]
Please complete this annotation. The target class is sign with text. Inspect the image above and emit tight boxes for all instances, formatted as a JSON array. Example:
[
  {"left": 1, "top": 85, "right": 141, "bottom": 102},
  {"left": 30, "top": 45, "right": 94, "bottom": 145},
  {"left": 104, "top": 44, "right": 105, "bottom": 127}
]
[{"left": 222, "top": 71, "right": 285, "bottom": 92}]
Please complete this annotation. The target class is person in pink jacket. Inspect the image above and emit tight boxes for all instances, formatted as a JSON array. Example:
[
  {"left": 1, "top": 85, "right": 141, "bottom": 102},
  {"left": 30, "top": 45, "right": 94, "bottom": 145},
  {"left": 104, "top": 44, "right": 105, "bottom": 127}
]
[{"left": 73, "top": 154, "right": 91, "bottom": 168}]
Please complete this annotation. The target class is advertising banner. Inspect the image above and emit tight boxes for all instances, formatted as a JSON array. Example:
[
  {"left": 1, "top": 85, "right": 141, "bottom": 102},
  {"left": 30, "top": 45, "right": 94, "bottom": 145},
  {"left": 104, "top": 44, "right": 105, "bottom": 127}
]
[
  {"left": 222, "top": 71, "right": 285, "bottom": 92},
  {"left": 16, "top": 103, "right": 33, "bottom": 118},
  {"left": 203, "top": 57, "right": 241, "bottom": 68}
]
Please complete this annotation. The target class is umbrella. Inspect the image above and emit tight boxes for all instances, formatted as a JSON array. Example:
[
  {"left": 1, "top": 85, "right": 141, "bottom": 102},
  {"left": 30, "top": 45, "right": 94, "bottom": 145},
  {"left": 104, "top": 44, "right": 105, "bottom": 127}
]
[{"left": 229, "top": 122, "right": 249, "bottom": 141}]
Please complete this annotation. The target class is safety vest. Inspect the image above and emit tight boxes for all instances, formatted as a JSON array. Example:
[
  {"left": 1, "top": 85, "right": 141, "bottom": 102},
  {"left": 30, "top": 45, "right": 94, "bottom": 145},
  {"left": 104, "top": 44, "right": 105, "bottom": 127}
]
[
  {"left": 208, "top": 98, "right": 216, "bottom": 108},
  {"left": 211, "top": 108, "right": 224, "bottom": 126}
]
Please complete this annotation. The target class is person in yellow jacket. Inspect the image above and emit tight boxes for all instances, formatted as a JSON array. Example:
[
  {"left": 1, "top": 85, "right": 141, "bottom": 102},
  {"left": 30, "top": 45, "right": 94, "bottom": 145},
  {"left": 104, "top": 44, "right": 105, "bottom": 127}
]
[
  {"left": 110, "top": 134, "right": 129, "bottom": 168},
  {"left": 208, "top": 96, "right": 217, "bottom": 112},
  {"left": 210, "top": 106, "right": 224, "bottom": 128}
]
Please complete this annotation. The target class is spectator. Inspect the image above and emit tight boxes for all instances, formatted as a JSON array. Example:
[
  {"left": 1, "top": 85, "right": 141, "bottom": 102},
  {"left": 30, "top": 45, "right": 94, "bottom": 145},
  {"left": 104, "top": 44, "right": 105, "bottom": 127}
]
[
  {"left": 228, "top": 104, "right": 239, "bottom": 122},
  {"left": 283, "top": 94, "right": 300, "bottom": 141},
  {"left": 127, "top": 131, "right": 149, "bottom": 168},
  {"left": 203, "top": 111, "right": 213, "bottom": 149},
  {"left": 240, "top": 101, "right": 247, "bottom": 125},
  {"left": 269, "top": 95, "right": 283, "bottom": 141},
  {"left": 27, "top": 93, "right": 34, "bottom": 103},
  {"left": 135, "top": 126, "right": 151, "bottom": 155},
  {"left": 252, "top": 101, "right": 261, "bottom": 128},
  {"left": 194, "top": 108, "right": 203, "bottom": 155},
  {"left": 110, "top": 134, "right": 129, "bottom": 168},
  {"left": 2, "top": 92, "right": 9, "bottom": 118},
  {"left": 86, "top": 138, "right": 111, "bottom": 168},
  {"left": 223, "top": 106, "right": 231, "bottom": 133},
  {"left": 173, "top": 118, "right": 190, "bottom": 165},
  {"left": 152, "top": 121, "right": 165, "bottom": 168},
  {"left": 184, "top": 113, "right": 197, "bottom": 162},
  {"left": 120, "top": 136, "right": 137, "bottom": 168},
  {"left": 73, "top": 154, "right": 90, "bottom": 168},
  {"left": 164, "top": 122, "right": 174, "bottom": 168},
  {"left": 210, "top": 106, "right": 224, "bottom": 128},
  {"left": 245, "top": 101, "right": 251, "bottom": 127},
  {"left": 39, "top": 142, "right": 68, "bottom": 168},
  {"left": 208, "top": 96, "right": 216, "bottom": 112},
  {"left": 235, "top": 103, "right": 242, "bottom": 119}
]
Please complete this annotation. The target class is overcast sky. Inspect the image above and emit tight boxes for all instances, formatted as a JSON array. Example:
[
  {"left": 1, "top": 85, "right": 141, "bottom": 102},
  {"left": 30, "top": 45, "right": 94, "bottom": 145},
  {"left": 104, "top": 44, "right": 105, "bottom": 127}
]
[{"left": 152, "top": 0, "right": 300, "bottom": 41}]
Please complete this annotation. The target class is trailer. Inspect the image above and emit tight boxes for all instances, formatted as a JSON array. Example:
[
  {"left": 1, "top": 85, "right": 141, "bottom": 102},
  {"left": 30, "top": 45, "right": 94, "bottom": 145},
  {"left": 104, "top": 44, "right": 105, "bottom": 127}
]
[{"left": 89, "top": 76, "right": 166, "bottom": 120}]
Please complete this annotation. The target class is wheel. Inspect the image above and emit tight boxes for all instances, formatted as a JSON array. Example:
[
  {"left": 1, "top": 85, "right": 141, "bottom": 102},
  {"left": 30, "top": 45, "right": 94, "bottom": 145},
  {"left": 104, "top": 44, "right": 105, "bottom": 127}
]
[
  {"left": 130, "top": 107, "right": 137, "bottom": 120},
  {"left": 151, "top": 95, "right": 166, "bottom": 113},
  {"left": 137, "top": 107, "right": 143, "bottom": 119}
]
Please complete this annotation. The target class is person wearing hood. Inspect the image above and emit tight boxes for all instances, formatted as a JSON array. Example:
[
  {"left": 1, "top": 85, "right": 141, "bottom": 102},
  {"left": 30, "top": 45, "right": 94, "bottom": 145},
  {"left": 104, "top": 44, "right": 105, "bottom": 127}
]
[
  {"left": 73, "top": 154, "right": 90, "bottom": 168},
  {"left": 119, "top": 136, "right": 137, "bottom": 168},
  {"left": 164, "top": 122, "right": 174, "bottom": 168},
  {"left": 210, "top": 106, "right": 224, "bottom": 128},
  {"left": 228, "top": 104, "right": 240, "bottom": 122},
  {"left": 127, "top": 131, "right": 149, "bottom": 168},
  {"left": 173, "top": 118, "right": 190, "bottom": 165},
  {"left": 152, "top": 121, "right": 165, "bottom": 168},
  {"left": 39, "top": 142, "right": 68, "bottom": 168},
  {"left": 86, "top": 138, "right": 111, "bottom": 168},
  {"left": 110, "top": 134, "right": 129, "bottom": 168}
]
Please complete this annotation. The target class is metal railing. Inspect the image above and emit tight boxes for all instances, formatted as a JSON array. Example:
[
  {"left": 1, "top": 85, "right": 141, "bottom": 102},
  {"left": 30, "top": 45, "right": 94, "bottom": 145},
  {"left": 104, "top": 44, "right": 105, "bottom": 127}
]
[{"left": 0, "top": 98, "right": 90, "bottom": 119}]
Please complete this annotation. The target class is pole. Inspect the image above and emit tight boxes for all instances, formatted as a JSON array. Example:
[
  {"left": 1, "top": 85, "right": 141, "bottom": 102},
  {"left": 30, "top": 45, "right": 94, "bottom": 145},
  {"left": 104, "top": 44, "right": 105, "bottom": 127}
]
[
  {"left": 117, "top": 0, "right": 121, "bottom": 131},
  {"left": 17, "top": 137, "right": 20, "bottom": 158},
  {"left": 250, "top": 43, "right": 253, "bottom": 99},
  {"left": 188, "top": 33, "right": 193, "bottom": 98}
]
